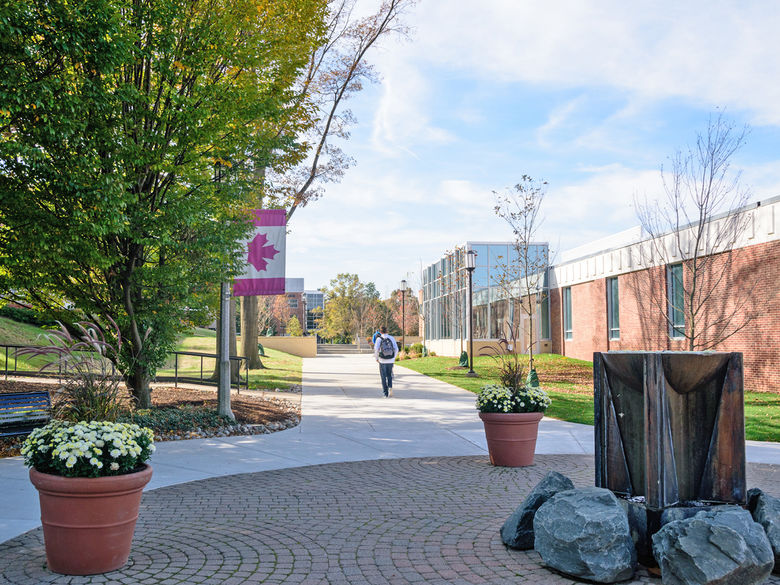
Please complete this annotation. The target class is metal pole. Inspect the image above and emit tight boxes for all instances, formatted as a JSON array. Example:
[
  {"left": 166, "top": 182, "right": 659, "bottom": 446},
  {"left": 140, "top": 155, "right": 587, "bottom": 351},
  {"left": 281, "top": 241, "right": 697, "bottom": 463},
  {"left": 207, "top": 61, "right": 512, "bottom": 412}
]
[
  {"left": 401, "top": 289, "right": 405, "bottom": 351},
  {"left": 218, "top": 281, "right": 235, "bottom": 419},
  {"left": 467, "top": 268, "right": 477, "bottom": 377}
]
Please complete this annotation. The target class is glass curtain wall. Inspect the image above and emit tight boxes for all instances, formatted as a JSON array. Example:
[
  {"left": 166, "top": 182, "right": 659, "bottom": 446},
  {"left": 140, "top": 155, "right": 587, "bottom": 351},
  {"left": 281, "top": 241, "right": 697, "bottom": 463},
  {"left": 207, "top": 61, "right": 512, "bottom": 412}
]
[{"left": 422, "top": 242, "right": 549, "bottom": 344}]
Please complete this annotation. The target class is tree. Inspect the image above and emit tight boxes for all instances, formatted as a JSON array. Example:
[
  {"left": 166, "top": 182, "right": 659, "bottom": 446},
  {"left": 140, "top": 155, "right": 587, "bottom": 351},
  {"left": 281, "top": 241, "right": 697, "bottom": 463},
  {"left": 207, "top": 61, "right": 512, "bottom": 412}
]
[
  {"left": 270, "top": 295, "right": 294, "bottom": 334},
  {"left": 270, "top": 0, "right": 415, "bottom": 219},
  {"left": 0, "top": 0, "right": 326, "bottom": 407},
  {"left": 286, "top": 315, "right": 304, "bottom": 337},
  {"left": 634, "top": 113, "right": 761, "bottom": 350},
  {"left": 387, "top": 289, "right": 419, "bottom": 336},
  {"left": 238, "top": 0, "right": 414, "bottom": 358},
  {"left": 319, "top": 273, "right": 381, "bottom": 341},
  {"left": 493, "top": 176, "right": 550, "bottom": 375},
  {"left": 240, "top": 296, "right": 264, "bottom": 369}
]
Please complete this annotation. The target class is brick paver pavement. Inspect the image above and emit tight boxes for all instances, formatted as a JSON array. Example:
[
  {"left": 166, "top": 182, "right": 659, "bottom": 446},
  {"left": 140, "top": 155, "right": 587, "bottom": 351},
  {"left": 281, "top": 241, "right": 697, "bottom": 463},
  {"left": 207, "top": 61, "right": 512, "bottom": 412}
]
[{"left": 1, "top": 455, "right": 778, "bottom": 585}]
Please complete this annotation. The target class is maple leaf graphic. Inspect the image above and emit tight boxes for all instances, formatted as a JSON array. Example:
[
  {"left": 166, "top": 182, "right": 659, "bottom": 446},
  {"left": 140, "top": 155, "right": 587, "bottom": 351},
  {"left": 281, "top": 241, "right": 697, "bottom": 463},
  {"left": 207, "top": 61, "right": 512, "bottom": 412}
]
[{"left": 247, "top": 233, "right": 279, "bottom": 272}]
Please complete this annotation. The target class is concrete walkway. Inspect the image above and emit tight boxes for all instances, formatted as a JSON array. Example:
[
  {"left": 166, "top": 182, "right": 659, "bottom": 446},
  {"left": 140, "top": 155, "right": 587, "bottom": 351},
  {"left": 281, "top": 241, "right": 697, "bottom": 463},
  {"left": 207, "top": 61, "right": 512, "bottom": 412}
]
[{"left": 1, "top": 353, "right": 779, "bottom": 546}]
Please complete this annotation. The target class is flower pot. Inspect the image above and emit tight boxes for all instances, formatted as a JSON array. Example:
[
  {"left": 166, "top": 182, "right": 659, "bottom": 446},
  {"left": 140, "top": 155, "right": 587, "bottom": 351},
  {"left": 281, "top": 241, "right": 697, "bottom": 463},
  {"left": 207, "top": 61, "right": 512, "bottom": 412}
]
[
  {"left": 479, "top": 412, "right": 543, "bottom": 467},
  {"left": 29, "top": 464, "right": 153, "bottom": 575}
]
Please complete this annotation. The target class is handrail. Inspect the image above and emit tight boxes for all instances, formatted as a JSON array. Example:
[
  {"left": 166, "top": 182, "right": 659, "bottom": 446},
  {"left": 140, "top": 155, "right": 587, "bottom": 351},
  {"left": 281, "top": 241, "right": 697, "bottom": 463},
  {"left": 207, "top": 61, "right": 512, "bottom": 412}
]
[
  {"left": 0, "top": 344, "right": 249, "bottom": 393},
  {"left": 156, "top": 351, "right": 249, "bottom": 393}
]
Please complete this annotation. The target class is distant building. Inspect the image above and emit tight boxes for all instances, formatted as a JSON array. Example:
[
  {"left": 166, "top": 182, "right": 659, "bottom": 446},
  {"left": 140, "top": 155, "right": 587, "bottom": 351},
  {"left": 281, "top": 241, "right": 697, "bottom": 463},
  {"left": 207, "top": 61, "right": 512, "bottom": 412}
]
[
  {"left": 420, "top": 197, "right": 780, "bottom": 392},
  {"left": 304, "top": 290, "right": 325, "bottom": 332},
  {"left": 284, "top": 278, "right": 306, "bottom": 333},
  {"left": 421, "top": 241, "right": 550, "bottom": 357}
]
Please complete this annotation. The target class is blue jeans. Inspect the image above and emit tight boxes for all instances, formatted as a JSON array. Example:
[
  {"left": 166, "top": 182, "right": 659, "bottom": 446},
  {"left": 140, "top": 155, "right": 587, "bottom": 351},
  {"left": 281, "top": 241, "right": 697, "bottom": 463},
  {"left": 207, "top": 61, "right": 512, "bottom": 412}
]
[{"left": 379, "top": 363, "right": 394, "bottom": 396}]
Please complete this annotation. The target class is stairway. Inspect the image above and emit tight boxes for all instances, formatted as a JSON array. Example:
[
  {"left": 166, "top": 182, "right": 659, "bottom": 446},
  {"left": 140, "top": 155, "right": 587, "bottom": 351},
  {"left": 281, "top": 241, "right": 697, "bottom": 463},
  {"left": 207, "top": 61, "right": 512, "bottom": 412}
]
[{"left": 317, "top": 343, "right": 374, "bottom": 355}]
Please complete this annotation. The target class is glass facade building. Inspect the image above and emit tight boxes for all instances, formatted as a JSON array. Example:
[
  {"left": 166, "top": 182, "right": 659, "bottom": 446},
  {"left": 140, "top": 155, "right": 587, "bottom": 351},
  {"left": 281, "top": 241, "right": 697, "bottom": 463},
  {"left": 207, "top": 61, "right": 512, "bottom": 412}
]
[
  {"left": 304, "top": 290, "right": 325, "bottom": 331},
  {"left": 421, "top": 242, "right": 550, "bottom": 346}
]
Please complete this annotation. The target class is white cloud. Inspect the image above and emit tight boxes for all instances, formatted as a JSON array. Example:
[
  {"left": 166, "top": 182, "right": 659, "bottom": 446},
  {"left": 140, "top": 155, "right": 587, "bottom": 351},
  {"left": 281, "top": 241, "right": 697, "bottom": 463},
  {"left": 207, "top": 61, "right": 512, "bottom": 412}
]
[
  {"left": 536, "top": 97, "right": 587, "bottom": 148},
  {"left": 543, "top": 165, "right": 663, "bottom": 251},
  {"left": 283, "top": 1, "right": 780, "bottom": 296},
  {"left": 370, "top": 61, "right": 457, "bottom": 155},
  {"left": 382, "top": 0, "right": 780, "bottom": 125}
]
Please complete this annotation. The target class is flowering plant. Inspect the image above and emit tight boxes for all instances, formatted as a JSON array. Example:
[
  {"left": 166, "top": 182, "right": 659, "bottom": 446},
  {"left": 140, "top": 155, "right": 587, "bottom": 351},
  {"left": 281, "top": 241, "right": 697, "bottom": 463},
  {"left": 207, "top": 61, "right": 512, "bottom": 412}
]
[
  {"left": 21, "top": 420, "right": 155, "bottom": 478},
  {"left": 476, "top": 383, "right": 551, "bottom": 414}
]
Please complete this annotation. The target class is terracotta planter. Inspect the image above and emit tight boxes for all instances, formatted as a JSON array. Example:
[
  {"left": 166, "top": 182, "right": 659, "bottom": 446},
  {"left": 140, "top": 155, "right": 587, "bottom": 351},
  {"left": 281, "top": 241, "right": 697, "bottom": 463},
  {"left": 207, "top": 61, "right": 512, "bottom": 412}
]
[
  {"left": 479, "top": 412, "right": 543, "bottom": 467},
  {"left": 29, "top": 464, "right": 153, "bottom": 575}
]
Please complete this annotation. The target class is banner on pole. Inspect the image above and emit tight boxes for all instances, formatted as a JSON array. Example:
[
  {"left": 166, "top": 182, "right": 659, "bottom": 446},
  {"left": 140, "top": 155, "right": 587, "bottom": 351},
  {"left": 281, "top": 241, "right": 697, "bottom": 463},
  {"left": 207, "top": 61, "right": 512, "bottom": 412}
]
[{"left": 233, "top": 209, "right": 286, "bottom": 296}]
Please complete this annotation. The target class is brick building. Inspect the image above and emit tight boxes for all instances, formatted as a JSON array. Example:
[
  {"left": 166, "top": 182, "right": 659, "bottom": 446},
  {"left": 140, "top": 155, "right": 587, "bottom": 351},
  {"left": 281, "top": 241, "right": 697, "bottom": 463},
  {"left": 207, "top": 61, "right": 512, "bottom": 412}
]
[
  {"left": 421, "top": 196, "right": 779, "bottom": 393},
  {"left": 281, "top": 278, "right": 306, "bottom": 334},
  {"left": 548, "top": 196, "right": 780, "bottom": 392}
]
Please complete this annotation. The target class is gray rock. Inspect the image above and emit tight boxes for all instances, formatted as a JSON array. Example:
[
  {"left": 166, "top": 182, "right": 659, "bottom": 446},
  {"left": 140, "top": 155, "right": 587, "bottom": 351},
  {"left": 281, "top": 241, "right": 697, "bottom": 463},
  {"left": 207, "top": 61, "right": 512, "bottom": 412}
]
[
  {"left": 747, "top": 488, "right": 780, "bottom": 573},
  {"left": 500, "top": 471, "right": 574, "bottom": 550},
  {"left": 661, "top": 504, "right": 721, "bottom": 526},
  {"left": 534, "top": 487, "right": 636, "bottom": 583},
  {"left": 652, "top": 506, "right": 774, "bottom": 585}
]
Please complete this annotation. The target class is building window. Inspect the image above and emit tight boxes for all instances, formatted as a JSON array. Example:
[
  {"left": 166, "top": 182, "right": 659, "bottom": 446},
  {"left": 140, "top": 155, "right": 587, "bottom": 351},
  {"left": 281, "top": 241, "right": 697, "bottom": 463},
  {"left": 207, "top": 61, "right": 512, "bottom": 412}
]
[
  {"left": 288, "top": 296, "right": 298, "bottom": 308},
  {"left": 563, "top": 287, "right": 573, "bottom": 340},
  {"left": 667, "top": 263, "right": 684, "bottom": 338},
  {"left": 540, "top": 292, "right": 550, "bottom": 340},
  {"left": 607, "top": 277, "right": 619, "bottom": 340}
]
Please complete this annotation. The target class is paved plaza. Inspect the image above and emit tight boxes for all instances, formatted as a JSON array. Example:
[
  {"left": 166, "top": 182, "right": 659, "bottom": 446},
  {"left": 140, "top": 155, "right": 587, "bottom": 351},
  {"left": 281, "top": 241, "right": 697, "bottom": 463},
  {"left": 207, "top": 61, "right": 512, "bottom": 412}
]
[{"left": 0, "top": 354, "right": 779, "bottom": 584}]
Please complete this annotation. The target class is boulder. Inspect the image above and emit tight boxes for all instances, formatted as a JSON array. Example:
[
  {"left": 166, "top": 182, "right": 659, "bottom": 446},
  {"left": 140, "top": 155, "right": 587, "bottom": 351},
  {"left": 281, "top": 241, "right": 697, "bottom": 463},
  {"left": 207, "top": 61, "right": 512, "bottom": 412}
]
[
  {"left": 500, "top": 471, "right": 574, "bottom": 550},
  {"left": 660, "top": 504, "right": 720, "bottom": 526},
  {"left": 534, "top": 487, "right": 636, "bottom": 583},
  {"left": 747, "top": 488, "right": 780, "bottom": 574},
  {"left": 652, "top": 506, "right": 774, "bottom": 585}
]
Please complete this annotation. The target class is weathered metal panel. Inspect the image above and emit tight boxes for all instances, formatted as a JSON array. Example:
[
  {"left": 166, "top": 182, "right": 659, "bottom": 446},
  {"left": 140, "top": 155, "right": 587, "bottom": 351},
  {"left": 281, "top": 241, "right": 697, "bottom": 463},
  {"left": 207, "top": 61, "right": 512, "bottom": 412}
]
[{"left": 593, "top": 351, "right": 745, "bottom": 510}]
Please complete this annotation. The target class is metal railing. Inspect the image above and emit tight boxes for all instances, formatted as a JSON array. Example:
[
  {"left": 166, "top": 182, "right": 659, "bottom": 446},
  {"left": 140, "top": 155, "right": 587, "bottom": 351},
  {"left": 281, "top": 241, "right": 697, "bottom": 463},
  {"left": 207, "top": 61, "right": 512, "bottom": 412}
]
[
  {"left": 155, "top": 351, "right": 249, "bottom": 393},
  {"left": 1, "top": 345, "right": 249, "bottom": 393}
]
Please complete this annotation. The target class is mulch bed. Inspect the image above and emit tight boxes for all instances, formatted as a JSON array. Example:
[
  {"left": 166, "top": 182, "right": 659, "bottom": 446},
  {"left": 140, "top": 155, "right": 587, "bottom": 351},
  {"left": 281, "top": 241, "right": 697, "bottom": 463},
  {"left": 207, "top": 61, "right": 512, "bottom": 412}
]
[
  {"left": 540, "top": 364, "right": 594, "bottom": 394},
  {"left": 0, "top": 380, "right": 299, "bottom": 458}
]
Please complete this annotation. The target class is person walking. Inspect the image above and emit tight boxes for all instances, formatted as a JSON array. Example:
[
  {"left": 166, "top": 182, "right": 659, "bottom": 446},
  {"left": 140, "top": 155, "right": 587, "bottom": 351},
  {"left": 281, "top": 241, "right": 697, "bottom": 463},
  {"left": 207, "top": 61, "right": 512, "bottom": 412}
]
[
  {"left": 371, "top": 329, "right": 381, "bottom": 344},
  {"left": 373, "top": 326, "right": 399, "bottom": 397}
]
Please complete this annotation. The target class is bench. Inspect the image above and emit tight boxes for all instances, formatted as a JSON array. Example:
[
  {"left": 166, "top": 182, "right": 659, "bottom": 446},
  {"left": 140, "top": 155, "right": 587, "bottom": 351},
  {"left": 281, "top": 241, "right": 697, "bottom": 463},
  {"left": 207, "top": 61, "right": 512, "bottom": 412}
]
[{"left": 0, "top": 391, "right": 52, "bottom": 437}]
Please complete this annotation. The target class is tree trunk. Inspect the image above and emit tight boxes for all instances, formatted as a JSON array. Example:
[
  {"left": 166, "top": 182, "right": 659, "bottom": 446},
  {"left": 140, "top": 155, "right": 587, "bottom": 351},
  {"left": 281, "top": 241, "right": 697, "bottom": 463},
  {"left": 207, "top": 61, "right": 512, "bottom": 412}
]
[
  {"left": 211, "top": 295, "right": 241, "bottom": 382},
  {"left": 229, "top": 296, "right": 239, "bottom": 382},
  {"left": 241, "top": 295, "right": 264, "bottom": 369},
  {"left": 128, "top": 369, "right": 152, "bottom": 409}
]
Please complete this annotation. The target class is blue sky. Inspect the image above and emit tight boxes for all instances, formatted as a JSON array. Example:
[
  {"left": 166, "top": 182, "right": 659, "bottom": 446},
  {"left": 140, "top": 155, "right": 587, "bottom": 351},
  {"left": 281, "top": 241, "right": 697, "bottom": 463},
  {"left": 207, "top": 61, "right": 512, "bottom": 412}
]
[{"left": 285, "top": 0, "right": 780, "bottom": 297}]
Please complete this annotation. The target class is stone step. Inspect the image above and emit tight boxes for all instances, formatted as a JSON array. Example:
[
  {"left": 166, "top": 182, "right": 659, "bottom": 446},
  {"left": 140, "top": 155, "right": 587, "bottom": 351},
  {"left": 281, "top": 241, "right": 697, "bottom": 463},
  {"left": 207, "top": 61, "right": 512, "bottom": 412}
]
[{"left": 316, "top": 344, "right": 373, "bottom": 355}]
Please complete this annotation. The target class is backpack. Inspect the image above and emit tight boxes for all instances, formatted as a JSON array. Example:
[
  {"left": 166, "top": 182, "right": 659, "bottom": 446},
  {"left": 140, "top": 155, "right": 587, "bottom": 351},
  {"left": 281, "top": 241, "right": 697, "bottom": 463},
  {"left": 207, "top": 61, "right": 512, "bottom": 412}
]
[{"left": 377, "top": 336, "right": 395, "bottom": 359}]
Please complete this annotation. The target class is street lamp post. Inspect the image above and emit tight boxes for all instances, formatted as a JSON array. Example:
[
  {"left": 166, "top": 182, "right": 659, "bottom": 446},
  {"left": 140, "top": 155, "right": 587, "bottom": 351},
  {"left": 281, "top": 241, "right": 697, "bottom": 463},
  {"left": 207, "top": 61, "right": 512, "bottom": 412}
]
[
  {"left": 466, "top": 250, "right": 477, "bottom": 377},
  {"left": 400, "top": 279, "right": 408, "bottom": 351}
]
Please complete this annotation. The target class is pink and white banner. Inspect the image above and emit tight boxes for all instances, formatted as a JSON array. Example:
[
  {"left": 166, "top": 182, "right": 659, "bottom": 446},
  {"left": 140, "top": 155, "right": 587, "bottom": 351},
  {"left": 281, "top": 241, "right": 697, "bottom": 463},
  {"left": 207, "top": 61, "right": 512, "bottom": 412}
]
[{"left": 233, "top": 209, "right": 286, "bottom": 296}]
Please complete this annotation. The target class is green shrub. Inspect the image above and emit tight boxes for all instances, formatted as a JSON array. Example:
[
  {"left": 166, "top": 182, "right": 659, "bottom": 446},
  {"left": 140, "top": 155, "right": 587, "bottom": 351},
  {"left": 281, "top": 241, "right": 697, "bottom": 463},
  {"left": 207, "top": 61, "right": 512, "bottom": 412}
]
[
  {"left": 0, "top": 305, "right": 56, "bottom": 327},
  {"left": 410, "top": 342, "right": 424, "bottom": 354},
  {"left": 121, "top": 405, "right": 234, "bottom": 433}
]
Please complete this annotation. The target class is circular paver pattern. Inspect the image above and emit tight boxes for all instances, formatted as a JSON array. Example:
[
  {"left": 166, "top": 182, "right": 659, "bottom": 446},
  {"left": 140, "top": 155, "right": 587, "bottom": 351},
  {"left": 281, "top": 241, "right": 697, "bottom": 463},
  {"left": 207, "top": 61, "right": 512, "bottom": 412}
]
[{"left": 1, "top": 455, "right": 779, "bottom": 585}]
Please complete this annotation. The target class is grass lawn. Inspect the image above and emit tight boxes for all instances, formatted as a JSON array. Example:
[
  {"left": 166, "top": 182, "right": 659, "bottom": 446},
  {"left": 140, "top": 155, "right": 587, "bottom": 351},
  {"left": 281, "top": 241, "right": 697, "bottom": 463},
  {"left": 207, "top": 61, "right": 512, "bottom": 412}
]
[
  {"left": 157, "top": 329, "right": 302, "bottom": 391},
  {"left": 0, "top": 319, "right": 302, "bottom": 392},
  {"left": 0, "top": 316, "right": 60, "bottom": 372},
  {"left": 398, "top": 353, "right": 780, "bottom": 442}
]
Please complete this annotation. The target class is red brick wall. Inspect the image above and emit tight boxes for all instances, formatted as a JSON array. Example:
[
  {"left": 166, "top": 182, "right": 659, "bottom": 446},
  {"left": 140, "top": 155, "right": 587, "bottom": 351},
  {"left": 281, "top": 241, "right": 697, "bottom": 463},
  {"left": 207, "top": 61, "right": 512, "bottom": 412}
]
[{"left": 551, "top": 239, "right": 780, "bottom": 392}]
